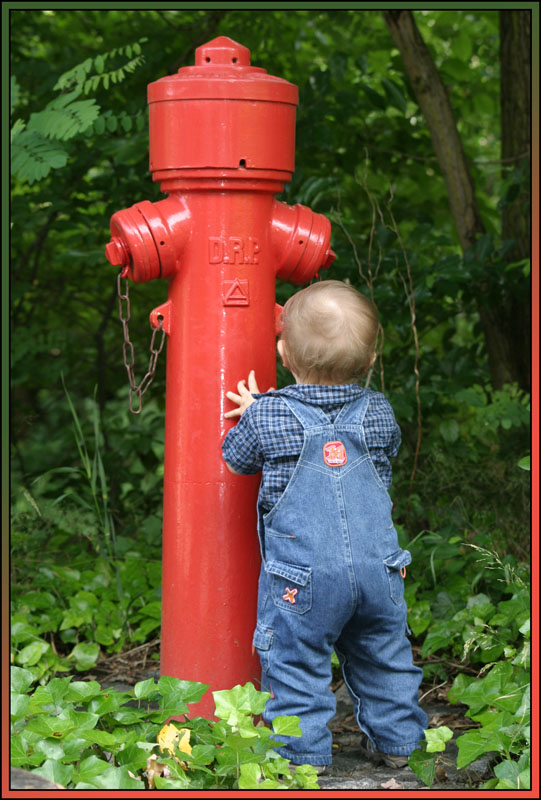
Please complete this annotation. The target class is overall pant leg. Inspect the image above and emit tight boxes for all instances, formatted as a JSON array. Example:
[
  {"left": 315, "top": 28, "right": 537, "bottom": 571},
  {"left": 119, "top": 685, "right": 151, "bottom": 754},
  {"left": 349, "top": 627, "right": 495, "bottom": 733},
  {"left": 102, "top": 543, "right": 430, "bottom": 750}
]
[
  {"left": 335, "top": 561, "right": 428, "bottom": 755},
  {"left": 254, "top": 562, "right": 350, "bottom": 766}
]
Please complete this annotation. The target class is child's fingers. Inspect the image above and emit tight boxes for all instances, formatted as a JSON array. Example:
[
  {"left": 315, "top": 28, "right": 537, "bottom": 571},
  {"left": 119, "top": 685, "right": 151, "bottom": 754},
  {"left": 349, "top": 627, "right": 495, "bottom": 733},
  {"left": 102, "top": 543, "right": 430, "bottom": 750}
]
[
  {"left": 224, "top": 408, "right": 242, "bottom": 418},
  {"left": 226, "top": 391, "right": 242, "bottom": 404},
  {"left": 247, "top": 370, "right": 260, "bottom": 394}
]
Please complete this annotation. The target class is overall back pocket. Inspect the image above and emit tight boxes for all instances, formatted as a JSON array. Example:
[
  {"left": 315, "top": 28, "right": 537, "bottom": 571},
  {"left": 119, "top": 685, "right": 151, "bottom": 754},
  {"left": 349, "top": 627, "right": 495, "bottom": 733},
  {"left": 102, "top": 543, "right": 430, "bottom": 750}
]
[
  {"left": 252, "top": 624, "right": 273, "bottom": 672},
  {"left": 265, "top": 560, "right": 312, "bottom": 615},
  {"left": 383, "top": 549, "right": 412, "bottom": 605}
]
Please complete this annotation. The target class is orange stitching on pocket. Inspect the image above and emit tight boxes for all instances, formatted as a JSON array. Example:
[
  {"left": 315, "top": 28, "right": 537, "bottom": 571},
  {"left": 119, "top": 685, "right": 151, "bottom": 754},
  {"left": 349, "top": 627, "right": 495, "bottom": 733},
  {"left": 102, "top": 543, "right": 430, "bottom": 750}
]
[{"left": 282, "top": 587, "right": 298, "bottom": 604}]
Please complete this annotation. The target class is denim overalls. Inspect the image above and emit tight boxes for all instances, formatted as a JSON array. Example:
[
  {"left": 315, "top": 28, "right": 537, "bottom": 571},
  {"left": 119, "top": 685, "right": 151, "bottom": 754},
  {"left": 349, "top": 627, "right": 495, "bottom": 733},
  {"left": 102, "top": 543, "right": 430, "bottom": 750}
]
[{"left": 253, "top": 394, "right": 428, "bottom": 766}]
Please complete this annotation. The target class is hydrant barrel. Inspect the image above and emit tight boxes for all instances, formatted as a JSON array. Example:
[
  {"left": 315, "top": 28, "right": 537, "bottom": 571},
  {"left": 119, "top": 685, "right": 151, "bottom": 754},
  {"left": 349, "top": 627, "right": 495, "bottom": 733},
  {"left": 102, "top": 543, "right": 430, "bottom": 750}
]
[
  {"left": 160, "top": 190, "right": 278, "bottom": 719},
  {"left": 105, "top": 37, "right": 334, "bottom": 720}
]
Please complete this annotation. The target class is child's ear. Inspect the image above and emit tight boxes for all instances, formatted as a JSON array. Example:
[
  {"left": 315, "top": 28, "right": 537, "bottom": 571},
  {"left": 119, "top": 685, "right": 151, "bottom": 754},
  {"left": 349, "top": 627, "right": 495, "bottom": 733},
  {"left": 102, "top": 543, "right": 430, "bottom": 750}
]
[
  {"left": 277, "top": 338, "right": 289, "bottom": 368},
  {"left": 369, "top": 351, "right": 377, "bottom": 367}
]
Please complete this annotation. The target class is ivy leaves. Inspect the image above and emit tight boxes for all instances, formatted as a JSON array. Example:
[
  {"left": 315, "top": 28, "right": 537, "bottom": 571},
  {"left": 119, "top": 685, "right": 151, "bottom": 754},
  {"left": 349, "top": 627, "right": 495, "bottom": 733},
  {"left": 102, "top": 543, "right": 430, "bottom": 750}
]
[
  {"left": 10, "top": 676, "right": 318, "bottom": 791},
  {"left": 407, "top": 567, "right": 530, "bottom": 789},
  {"left": 11, "top": 555, "right": 162, "bottom": 682}
]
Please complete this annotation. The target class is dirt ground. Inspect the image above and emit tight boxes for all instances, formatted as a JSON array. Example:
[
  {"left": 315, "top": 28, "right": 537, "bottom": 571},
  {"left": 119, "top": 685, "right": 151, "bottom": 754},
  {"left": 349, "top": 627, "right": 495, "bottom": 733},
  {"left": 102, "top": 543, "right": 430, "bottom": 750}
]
[{"left": 318, "top": 682, "right": 492, "bottom": 791}]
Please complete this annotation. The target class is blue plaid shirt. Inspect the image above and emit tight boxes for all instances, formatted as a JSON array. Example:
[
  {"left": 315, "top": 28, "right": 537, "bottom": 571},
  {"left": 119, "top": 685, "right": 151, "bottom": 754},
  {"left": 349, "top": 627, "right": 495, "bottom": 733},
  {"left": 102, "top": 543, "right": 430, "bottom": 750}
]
[{"left": 221, "top": 384, "right": 401, "bottom": 512}]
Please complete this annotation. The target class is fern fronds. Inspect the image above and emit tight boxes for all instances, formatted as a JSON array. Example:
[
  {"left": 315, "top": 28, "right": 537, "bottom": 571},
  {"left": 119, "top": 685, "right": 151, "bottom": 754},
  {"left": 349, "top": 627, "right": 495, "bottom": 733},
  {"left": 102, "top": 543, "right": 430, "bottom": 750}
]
[
  {"left": 54, "top": 38, "right": 147, "bottom": 93},
  {"left": 11, "top": 37, "right": 147, "bottom": 185},
  {"left": 28, "top": 90, "right": 100, "bottom": 141},
  {"left": 11, "top": 125, "right": 68, "bottom": 184}
]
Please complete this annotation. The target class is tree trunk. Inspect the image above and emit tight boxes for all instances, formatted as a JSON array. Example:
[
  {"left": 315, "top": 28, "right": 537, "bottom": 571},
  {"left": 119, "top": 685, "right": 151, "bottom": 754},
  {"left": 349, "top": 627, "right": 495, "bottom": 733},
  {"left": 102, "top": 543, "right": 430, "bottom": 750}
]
[
  {"left": 382, "top": 9, "right": 484, "bottom": 251},
  {"left": 500, "top": 10, "right": 531, "bottom": 260},
  {"left": 497, "top": 10, "right": 531, "bottom": 391},
  {"left": 382, "top": 10, "right": 531, "bottom": 391}
]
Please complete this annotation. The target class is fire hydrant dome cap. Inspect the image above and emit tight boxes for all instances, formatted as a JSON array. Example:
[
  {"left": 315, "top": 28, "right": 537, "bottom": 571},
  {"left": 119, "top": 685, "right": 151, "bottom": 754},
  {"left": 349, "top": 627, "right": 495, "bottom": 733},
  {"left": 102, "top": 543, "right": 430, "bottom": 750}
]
[{"left": 148, "top": 36, "right": 298, "bottom": 105}]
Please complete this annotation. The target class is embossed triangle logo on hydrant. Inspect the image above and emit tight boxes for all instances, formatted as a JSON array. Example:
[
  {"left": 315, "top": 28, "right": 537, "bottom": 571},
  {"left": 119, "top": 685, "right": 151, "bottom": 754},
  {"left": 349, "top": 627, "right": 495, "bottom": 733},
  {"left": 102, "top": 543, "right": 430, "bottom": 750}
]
[{"left": 222, "top": 278, "right": 250, "bottom": 306}]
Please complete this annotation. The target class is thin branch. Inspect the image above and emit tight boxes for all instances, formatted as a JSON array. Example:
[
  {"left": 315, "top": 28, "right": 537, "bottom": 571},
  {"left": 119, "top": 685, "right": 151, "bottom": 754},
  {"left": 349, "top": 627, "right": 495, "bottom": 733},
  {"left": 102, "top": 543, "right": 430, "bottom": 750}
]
[
  {"left": 418, "top": 680, "right": 448, "bottom": 704},
  {"left": 419, "top": 657, "right": 479, "bottom": 675},
  {"left": 357, "top": 145, "right": 530, "bottom": 167},
  {"left": 153, "top": 9, "right": 184, "bottom": 30},
  {"left": 333, "top": 155, "right": 389, "bottom": 391},
  {"left": 386, "top": 194, "right": 422, "bottom": 509},
  {"left": 475, "top": 150, "right": 530, "bottom": 165},
  {"left": 333, "top": 212, "right": 386, "bottom": 393},
  {"left": 14, "top": 209, "right": 59, "bottom": 279},
  {"left": 98, "top": 638, "right": 161, "bottom": 664},
  {"left": 13, "top": 210, "right": 60, "bottom": 326}
]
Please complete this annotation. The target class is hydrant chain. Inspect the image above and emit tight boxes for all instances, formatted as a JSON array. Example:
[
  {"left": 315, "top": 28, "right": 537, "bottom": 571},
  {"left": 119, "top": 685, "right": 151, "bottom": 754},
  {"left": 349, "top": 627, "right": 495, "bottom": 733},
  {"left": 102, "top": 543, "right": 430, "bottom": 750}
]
[{"left": 117, "top": 271, "right": 166, "bottom": 414}]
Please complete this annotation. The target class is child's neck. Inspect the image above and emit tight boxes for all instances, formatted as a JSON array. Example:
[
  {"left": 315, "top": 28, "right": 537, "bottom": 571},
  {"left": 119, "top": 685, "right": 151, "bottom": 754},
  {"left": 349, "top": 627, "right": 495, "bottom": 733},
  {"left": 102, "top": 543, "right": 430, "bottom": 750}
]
[{"left": 294, "top": 377, "right": 349, "bottom": 386}]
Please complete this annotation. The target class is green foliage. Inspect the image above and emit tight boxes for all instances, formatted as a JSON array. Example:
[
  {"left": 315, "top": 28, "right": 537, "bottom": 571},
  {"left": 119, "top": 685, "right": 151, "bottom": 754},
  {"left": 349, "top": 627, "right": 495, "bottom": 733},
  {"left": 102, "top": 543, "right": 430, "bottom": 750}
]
[
  {"left": 10, "top": 677, "right": 319, "bottom": 790},
  {"left": 56, "top": 378, "right": 117, "bottom": 560},
  {"left": 28, "top": 90, "right": 100, "bottom": 142},
  {"left": 11, "top": 381, "right": 166, "bottom": 681},
  {"left": 408, "top": 546, "right": 530, "bottom": 788},
  {"left": 11, "top": 552, "right": 161, "bottom": 681},
  {"left": 420, "top": 576, "right": 529, "bottom": 665},
  {"left": 11, "top": 123, "right": 70, "bottom": 184},
  {"left": 53, "top": 39, "right": 147, "bottom": 93},
  {"left": 446, "top": 383, "right": 529, "bottom": 442},
  {"left": 11, "top": 36, "right": 147, "bottom": 184},
  {"left": 411, "top": 644, "right": 530, "bottom": 789},
  {"left": 10, "top": 11, "right": 530, "bottom": 792},
  {"left": 398, "top": 380, "right": 530, "bottom": 565},
  {"left": 408, "top": 726, "right": 453, "bottom": 786},
  {"left": 402, "top": 513, "right": 530, "bottom": 680}
]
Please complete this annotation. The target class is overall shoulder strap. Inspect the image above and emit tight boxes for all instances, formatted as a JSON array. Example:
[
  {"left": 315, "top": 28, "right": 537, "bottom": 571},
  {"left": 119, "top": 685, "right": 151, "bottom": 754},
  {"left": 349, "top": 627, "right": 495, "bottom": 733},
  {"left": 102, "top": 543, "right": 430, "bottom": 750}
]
[
  {"left": 280, "top": 396, "right": 330, "bottom": 429},
  {"left": 333, "top": 393, "right": 371, "bottom": 426}
]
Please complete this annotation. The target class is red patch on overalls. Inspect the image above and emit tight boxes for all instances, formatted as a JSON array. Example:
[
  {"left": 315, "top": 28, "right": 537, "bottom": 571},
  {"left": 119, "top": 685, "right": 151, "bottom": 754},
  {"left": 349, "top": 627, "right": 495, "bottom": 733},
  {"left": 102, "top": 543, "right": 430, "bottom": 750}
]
[
  {"left": 282, "top": 587, "right": 298, "bottom": 604},
  {"left": 323, "top": 441, "right": 347, "bottom": 467}
]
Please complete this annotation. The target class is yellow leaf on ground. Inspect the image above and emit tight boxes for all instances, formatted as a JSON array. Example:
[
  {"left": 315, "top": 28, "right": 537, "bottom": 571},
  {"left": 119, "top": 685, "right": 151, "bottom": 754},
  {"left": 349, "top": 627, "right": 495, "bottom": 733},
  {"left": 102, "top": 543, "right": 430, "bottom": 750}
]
[{"left": 157, "top": 723, "right": 192, "bottom": 765}]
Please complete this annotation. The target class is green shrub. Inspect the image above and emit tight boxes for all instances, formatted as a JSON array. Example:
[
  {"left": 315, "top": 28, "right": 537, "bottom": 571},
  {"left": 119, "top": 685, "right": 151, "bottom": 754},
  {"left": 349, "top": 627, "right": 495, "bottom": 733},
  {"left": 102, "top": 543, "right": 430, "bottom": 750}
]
[
  {"left": 408, "top": 549, "right": 530, "bottom": 789},
  {"left": 10, "top": 676, "right": 320, "bottom": 790}
]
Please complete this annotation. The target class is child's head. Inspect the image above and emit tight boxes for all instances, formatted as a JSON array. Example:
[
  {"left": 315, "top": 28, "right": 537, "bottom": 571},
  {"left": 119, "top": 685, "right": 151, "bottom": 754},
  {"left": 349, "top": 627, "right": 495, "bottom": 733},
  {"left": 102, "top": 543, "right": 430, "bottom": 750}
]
[{"left": 279, "top": 280, "right": 379, "bottom": 385}]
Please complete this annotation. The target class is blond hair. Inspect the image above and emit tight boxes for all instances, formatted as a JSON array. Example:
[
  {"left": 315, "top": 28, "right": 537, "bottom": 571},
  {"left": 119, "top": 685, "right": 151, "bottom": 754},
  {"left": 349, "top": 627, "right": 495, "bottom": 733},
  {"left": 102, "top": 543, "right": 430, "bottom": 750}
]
[{"left": 281, "top": 281, "right": 379, "bottom": 384}]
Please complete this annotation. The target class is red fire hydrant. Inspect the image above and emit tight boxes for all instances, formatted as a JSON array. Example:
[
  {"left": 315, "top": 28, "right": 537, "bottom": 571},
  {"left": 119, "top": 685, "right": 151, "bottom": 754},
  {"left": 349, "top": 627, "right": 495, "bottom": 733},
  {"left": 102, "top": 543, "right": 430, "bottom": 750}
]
[{"left": 105, "top": 36, "right": 335, "bottom": 719}]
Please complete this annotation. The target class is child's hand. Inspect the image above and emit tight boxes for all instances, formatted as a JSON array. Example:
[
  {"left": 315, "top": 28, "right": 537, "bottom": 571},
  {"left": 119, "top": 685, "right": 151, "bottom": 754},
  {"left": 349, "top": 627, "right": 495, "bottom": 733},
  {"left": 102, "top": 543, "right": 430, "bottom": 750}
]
[{"left": 224, "top": 370, "right": 263, "bottom": 418}]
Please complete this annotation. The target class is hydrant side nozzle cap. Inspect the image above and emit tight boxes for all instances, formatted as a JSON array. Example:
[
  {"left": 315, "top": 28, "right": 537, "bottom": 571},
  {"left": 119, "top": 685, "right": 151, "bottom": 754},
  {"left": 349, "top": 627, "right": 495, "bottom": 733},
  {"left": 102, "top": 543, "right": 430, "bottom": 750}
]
[
  {"left": 324, "top": 249, "right": 337, "bottom": 269},
  {"left": 105, "top": 237, "right": 127, "bottom": 267},
  {"left": 195, "top": 36, "right": 251, "bottom": 67}
]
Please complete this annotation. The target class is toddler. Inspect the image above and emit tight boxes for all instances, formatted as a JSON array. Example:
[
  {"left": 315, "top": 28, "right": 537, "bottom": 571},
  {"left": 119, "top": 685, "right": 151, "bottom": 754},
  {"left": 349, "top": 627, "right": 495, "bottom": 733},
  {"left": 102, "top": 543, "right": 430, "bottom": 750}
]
[{"left": 221, "top": 280, "right": 427, "bottom": 769}]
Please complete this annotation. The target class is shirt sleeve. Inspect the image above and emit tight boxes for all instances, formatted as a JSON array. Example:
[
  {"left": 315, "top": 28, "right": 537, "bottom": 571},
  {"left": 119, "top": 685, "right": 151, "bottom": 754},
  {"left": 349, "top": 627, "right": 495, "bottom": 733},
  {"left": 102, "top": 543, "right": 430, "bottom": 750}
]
[
  {"left": 365, "top": 392, "right": 401, "bottom": 487},
  {"left": 385, "top": 402, "right": 401, "bottom": 459},
  {"left": 371, "top": 393, "right": 401, "bottom": 456},
  {"left": 221, "top": 404, "right": 265, "bottom": 474}
]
